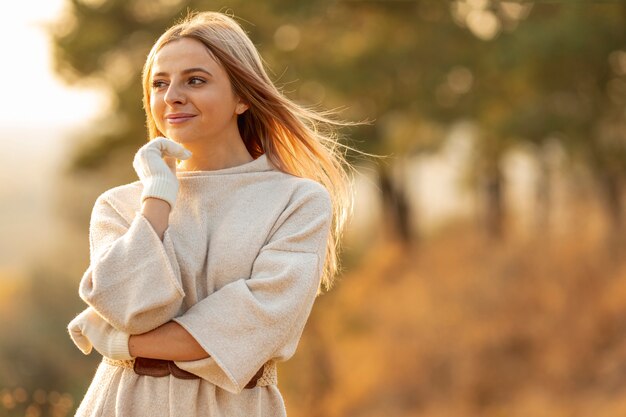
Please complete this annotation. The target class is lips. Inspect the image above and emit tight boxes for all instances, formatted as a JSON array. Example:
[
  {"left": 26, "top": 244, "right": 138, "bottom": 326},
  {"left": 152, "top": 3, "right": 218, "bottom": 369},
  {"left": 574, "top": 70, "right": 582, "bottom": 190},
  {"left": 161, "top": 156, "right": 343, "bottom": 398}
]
[{"left": 165, "top": 113, "right": 196, "bottom": 124}]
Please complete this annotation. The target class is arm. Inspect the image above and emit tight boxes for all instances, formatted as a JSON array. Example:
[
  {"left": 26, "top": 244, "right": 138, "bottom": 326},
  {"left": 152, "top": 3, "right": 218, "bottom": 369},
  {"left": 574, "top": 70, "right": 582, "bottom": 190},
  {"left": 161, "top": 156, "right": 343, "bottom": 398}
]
[
  {"left": 68, "top": 196, "right": 190, "bottom": 360},
  {"left": 78, "top": 193, "right": 185, "bottom": 334},
  {"left": 128, "top": 321, "right": 209, "bottom": 361},
  {"left": 79, "top": 138, "right": 190, "bottom": 334},
  {"left": 141, "top": 197, "right": 171, "bottom": 241},
  {"left": 68, "top": 306, "right": 208, "bottom": 361}
]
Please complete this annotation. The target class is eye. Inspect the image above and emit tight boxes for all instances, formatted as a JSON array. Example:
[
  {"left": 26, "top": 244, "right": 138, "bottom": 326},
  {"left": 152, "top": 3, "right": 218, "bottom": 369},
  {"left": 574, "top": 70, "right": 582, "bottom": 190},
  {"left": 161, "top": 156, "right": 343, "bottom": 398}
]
[
  {"left": 188, "top": 76, "right": 206, "bottom": 86},
  {"left": 151, "top": 80, "right": 168, "bottom": 89}
]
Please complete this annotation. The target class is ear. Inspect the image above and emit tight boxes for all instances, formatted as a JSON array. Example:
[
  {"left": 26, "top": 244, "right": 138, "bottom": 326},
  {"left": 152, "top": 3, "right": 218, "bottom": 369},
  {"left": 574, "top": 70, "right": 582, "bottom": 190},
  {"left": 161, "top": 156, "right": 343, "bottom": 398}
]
[{"left": 235, "top": 97, "right": 249, "bottom": 115}]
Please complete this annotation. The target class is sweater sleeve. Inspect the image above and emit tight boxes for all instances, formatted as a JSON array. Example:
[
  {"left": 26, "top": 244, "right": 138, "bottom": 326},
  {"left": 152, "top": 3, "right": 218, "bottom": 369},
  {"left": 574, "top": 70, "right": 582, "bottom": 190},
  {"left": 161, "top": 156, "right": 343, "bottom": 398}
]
[
  {"left": 78, "top": 193, "right": 185, "bottom": 334},
  {"left": 172, "top": 186, "right": 332, "bottom": 394}
]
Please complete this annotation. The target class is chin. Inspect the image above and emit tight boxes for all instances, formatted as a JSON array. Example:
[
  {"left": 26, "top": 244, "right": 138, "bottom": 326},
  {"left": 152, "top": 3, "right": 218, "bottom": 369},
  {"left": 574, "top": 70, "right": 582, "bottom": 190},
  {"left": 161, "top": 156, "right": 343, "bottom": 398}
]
[
  {"left": 160, "top": 132, "right": 188, "bottom": 143},
  {"left": 166, "top": 131, "right": 207, "bottom": 145}
]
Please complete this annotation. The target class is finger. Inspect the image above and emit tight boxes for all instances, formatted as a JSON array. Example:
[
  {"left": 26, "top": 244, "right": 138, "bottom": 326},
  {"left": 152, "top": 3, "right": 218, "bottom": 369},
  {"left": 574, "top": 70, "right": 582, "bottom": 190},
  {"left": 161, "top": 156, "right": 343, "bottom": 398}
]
[{"left": 153, "top": 137, "right": 192, "bottom": 160}]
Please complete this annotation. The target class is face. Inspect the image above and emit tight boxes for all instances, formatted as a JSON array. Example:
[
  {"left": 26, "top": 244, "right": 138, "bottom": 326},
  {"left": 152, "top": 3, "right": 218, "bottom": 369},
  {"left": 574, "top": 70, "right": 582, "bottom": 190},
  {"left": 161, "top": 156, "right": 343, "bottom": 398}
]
[{"left": 149, "top": 37, "right": 248, "bottom": 144}]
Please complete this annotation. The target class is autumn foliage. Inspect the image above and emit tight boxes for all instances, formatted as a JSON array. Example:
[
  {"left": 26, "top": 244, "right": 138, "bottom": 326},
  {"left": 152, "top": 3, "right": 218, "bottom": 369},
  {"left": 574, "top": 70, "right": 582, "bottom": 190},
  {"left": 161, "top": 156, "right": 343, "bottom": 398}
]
[{"left": 280, "top": 220, "right": 626, "bottom": 417}]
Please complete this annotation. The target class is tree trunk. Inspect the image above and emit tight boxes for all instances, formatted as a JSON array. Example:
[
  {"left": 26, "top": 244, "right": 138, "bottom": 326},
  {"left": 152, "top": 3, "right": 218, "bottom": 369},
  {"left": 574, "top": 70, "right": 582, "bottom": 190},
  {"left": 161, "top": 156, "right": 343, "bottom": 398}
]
[
  {"left": 482, "top": 161, "right": 505, "bottom": 240},
  {"left": 598, "top": 170, "right": 624, "bottom": 259},
  {"left": 535, "top": 151, "right": 552, "bottom": 237},
  {"left": 377, "top": 161, "right": 414, "bottom": 245}
]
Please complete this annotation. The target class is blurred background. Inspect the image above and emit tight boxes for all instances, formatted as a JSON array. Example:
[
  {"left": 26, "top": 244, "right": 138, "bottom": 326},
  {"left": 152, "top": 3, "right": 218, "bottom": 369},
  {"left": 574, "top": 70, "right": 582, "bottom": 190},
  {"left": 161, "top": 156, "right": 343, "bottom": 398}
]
[{"left": 1, "top": 0, "right": 626, "bottom": 416}]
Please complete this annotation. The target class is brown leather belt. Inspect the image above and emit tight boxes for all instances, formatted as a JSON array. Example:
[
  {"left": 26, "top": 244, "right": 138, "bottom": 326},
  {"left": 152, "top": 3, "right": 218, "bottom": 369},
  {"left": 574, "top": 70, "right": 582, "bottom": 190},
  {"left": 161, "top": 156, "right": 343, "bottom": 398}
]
[{"left": 133, "top": 357, "right": 265, "bottom": 389}]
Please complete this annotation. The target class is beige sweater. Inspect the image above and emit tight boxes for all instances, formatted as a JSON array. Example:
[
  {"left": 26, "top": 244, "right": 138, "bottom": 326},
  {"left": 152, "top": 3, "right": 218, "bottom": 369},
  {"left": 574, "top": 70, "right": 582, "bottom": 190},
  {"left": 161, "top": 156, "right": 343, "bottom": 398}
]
[{"left": 73, "top": 154, "right": 332, "bottom": 417}]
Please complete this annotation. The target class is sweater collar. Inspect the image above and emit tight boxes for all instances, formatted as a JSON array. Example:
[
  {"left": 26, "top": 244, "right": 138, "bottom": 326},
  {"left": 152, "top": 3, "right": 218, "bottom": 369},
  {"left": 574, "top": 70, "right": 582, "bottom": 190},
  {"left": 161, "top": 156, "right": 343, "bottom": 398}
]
[{"left": 175, "top": 153, "right": 274, "bottom": 177}]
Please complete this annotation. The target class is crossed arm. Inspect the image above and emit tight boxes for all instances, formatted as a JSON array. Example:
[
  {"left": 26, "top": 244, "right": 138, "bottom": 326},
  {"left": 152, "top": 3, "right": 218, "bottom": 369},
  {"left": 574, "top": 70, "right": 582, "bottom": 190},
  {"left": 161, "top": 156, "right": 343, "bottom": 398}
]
[
  {"left": 128, "top": 320, "right": 209, "bottom": 361},
  {"left": 126, "top": 197, "right": 209, "bottom": 362}
]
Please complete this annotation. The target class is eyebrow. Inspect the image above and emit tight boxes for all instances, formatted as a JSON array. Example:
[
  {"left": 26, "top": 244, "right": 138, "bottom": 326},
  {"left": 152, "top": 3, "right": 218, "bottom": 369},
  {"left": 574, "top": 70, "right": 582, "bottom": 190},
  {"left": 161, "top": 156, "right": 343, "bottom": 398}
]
[{"left": 152, "top": 67, "right": 213, "bottom": 78}]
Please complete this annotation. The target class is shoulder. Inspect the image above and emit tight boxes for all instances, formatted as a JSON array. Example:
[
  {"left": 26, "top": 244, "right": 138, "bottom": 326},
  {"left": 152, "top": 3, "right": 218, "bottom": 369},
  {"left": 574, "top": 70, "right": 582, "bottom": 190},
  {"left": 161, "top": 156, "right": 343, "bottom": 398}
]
[
  {"left": 276, "top": 174, "right": 332, "bottom": 213},
  {"left": 262, "top": 175, "right": 333, "bottom": 252},
  {"left": 265, "top": 175, "right": 333, "bottom": 229}
]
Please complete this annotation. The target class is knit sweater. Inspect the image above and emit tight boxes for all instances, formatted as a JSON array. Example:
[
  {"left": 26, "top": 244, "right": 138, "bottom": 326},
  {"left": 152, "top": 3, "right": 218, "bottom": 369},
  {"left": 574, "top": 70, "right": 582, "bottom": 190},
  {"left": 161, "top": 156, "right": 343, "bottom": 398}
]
[{"left": 72, "top": 153, "right": 332, "bottom": 417}]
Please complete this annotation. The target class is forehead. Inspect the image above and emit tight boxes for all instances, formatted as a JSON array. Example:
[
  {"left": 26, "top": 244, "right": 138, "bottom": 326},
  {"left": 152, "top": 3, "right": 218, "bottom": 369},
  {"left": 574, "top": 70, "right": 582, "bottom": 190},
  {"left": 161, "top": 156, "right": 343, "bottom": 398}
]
[{"left": 152, "top": 38, "right": 221, "bottom": 75}]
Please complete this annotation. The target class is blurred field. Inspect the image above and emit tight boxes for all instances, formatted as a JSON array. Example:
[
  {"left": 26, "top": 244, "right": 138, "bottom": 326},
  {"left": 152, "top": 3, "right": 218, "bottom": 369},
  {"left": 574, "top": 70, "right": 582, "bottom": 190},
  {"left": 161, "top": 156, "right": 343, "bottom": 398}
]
[{"left": 280, "top": 214, "right": 626, "bottom": 417}]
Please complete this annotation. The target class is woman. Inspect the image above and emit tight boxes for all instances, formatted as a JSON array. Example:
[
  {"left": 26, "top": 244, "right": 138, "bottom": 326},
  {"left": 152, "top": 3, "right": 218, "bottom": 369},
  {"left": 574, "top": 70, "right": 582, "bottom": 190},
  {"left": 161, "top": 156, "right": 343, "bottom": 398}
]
[{"left": 67, "top": 10, "right": 355, "bottom": 417}]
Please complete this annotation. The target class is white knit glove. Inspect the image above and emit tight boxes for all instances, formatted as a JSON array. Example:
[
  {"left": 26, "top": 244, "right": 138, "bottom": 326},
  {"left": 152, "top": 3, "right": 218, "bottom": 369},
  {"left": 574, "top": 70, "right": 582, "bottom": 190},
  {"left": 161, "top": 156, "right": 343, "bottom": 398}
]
[
  {"left": 132, "top": 137, "right": 192, "bottom": 209},
  {"left": 67, "top": 307, "right": 133, "bottom": 360}
]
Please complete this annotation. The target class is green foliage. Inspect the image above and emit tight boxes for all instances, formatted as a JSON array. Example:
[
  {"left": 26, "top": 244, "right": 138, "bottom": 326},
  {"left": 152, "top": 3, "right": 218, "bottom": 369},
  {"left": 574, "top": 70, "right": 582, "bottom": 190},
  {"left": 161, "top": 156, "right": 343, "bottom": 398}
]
[{"left": 51, "top": 1, "right": 626, "bottom": 171}]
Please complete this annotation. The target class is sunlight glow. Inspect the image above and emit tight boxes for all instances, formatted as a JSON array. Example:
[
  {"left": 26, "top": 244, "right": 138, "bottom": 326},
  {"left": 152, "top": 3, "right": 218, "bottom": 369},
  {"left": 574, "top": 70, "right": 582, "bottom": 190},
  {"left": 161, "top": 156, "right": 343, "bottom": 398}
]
[{"left": 0, "top": 1, "right": 106, "bottom": 128}]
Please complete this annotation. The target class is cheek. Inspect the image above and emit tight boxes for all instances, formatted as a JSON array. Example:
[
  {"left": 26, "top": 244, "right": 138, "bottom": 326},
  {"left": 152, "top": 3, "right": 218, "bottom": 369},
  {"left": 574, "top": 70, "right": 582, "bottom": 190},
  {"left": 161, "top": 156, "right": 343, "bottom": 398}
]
[
  {"left": 150, "top": 94, "right": 161, "bottom": 114},
  {"left": 208, "top": 93, "right": 239, "bottom": 119},
  {"left": 150, "top": 96, "right": 164, "bottom": 125}
]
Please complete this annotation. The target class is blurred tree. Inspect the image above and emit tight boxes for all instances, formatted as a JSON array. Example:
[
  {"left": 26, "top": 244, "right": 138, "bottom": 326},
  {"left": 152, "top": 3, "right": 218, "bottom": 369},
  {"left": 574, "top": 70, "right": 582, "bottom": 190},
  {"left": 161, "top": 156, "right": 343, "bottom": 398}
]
[
  {"left": 496, "top": 2, "right": 626, "bottom": 250},
  {"left": 51, "top": 0, "right": 626, "bottom": 245}
]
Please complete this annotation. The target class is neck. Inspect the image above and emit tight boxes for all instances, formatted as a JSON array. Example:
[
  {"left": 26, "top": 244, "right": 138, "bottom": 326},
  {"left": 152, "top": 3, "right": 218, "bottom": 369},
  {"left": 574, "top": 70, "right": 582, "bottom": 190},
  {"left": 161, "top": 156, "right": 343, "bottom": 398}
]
[{"left": 176, "top": 131, "right": 253, "bottom": 172}]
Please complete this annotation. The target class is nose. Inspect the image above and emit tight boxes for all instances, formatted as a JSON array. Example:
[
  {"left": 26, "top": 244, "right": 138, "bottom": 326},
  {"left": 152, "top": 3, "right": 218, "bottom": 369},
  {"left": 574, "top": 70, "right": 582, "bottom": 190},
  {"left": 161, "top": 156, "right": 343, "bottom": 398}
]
[{"left": 164, "top": 82, "right": 186, "bottom": 106}]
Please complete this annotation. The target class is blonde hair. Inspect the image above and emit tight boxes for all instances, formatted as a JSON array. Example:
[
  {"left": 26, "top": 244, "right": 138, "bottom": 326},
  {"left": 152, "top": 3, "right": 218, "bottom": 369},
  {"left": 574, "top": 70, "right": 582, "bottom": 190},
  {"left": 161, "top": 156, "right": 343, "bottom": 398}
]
[{"left": 142, "top": 11, "right": 358, "bottom": 293}]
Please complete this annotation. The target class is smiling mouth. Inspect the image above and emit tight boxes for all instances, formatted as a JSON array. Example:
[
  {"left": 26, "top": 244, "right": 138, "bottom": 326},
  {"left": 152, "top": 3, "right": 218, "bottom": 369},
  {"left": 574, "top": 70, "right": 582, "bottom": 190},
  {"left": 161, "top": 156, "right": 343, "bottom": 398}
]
[{"left": 165, "top": 114, "right": 196, "bottom": 124}]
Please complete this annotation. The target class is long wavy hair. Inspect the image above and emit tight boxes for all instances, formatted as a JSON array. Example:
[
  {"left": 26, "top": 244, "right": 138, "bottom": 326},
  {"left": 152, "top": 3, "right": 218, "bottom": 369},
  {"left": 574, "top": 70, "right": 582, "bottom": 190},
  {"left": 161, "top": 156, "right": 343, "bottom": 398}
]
[{"left": 141, "top": 11, "right": 357, "bottom": 293}]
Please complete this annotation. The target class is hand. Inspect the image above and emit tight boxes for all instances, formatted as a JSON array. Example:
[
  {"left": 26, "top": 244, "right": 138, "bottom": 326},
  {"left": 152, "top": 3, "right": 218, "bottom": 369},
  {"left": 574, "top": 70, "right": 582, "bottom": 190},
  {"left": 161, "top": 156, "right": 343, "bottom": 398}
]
[
  {"left": 132, "top": 137, "right": 192, "bottom": 209},
  {"left": 68, "top": 307, "right": 133, "bottom": 360}
]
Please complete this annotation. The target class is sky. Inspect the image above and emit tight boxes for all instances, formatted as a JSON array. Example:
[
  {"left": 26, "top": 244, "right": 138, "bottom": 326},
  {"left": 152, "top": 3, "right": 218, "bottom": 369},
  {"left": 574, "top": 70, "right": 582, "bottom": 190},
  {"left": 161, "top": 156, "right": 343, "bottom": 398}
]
[{"left": 0, "top": 1, "right": 105, "bottom": 129}]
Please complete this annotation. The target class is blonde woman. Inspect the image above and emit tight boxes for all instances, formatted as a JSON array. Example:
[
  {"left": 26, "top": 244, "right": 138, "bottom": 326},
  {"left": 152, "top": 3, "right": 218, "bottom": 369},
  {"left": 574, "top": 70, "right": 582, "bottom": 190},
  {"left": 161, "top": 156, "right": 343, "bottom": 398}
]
[{"left": 67, "top": 10, "right": 355, "bottom": 417}]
